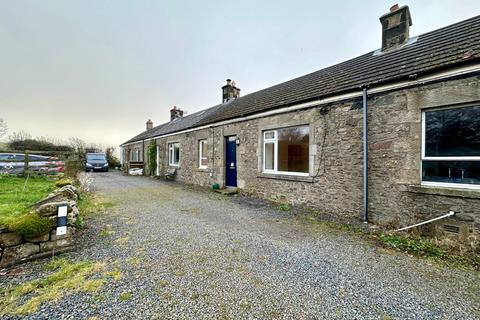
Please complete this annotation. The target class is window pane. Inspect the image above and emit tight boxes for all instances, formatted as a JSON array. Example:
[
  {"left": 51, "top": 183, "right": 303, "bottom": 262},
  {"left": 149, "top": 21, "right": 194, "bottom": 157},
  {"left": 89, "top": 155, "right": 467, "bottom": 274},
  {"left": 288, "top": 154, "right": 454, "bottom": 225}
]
[
  {"left": 265, "top": 143, "right": 274, "bottom": 170},
  {"left": 174, "top": 144, "right": 180, "bottom": 164},
  {"left": 277, "top": 126, "right": 309, "bottom": 173},
  {"left": 425, "top": 105, "right": 480, "bottom": 157},
  {"left": 423, "top": 160, "right": 480, "bottom": 185},
  {"left": 265, "top": 131, "right": 275, "bottom": 140},
  {"left": 201, "top": 141, "right": 208, "bottom": 158}
]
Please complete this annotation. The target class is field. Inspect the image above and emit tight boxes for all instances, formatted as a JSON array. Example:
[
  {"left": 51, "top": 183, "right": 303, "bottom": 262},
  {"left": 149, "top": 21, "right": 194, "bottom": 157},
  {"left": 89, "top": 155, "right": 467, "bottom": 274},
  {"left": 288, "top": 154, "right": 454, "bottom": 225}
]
[{"left": 0, "top": 175, "right": 56, "bottom": 227}]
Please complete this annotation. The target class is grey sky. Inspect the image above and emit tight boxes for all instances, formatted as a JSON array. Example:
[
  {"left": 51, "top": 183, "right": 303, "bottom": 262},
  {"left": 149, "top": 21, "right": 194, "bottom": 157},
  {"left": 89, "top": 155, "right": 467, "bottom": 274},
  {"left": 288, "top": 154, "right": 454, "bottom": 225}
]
[{"left": 1, "top": 1, "right": 479, "bottom": 147}]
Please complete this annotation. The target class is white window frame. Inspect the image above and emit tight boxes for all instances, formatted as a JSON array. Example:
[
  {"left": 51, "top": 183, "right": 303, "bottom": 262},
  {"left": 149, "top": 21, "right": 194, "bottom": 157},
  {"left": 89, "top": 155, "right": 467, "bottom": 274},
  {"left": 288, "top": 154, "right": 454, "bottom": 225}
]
[
  {"left": 198, "top": 139, "right": 208, "bottom": 169},
  {"left": 421, "top": 105, "right": 480, "bottom": 189},
  {"left": 262, "top": 127, "right": 309, "bottom": 177},
  {"left": 168, "top": 142, "right": 180, "bottom": 167}
]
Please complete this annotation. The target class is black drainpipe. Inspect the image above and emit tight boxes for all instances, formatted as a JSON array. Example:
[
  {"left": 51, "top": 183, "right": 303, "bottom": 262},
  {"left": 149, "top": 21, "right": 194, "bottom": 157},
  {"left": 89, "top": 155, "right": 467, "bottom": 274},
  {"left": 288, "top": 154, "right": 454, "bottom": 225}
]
[{"left": 362, "top": 87, "right": 369, "bottom": 223}]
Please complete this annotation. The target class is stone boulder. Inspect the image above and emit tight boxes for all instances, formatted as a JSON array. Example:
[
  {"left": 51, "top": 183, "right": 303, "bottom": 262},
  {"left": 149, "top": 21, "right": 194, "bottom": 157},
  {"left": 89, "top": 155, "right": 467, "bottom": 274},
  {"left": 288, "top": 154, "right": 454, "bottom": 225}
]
[
  {"left": 0, "top": 243, "right": 40, "bottom": 267},
  {"left": 35, "top": 185, "right": 78, "bottom": 208},
  {"left": 50, "top": 227, "right": 75, "bottom": 241},
  {"left": 39, "top": 238, "right": 73, "bottom": 252},
  {"left": 0, "top": 232, "right": 23, "bottom": 247},
  {"left": 25, "top": 233, "right": 50, "bottom": 243},
  {"left": 35, "top": 201, "right": 73, "bottom": 217}
]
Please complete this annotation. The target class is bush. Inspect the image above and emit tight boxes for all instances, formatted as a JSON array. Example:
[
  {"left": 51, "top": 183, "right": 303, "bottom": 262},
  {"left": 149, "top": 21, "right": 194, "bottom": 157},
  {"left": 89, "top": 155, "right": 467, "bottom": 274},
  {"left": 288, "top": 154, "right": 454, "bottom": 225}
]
[
  {"left": 64, "top": 154, "right": 85, "bottom": 177},
  {"left": 8, "top": 139, "right": 72, "bottom": 152},
  {"left": 147, "top": 141, "right": 157, "bottom": 176},
  {"left": 8, "top": 213, "right": 54, "bottom": 237},
  {"left": 106, "top": 147, "right": 121, "bottom": 168}
]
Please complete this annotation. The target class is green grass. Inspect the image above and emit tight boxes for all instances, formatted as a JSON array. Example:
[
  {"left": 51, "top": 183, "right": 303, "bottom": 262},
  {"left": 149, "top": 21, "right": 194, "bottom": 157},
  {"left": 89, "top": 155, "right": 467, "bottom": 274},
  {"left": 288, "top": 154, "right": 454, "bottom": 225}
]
[
  {"left": 276, "top": 204, "right": 291, "bottom": 212},
  {"left": 0, "top": 175, "right": 56, "bottom": 227},
  {"left": 0, "top": 258, "right": 105, "bottom": 316}
]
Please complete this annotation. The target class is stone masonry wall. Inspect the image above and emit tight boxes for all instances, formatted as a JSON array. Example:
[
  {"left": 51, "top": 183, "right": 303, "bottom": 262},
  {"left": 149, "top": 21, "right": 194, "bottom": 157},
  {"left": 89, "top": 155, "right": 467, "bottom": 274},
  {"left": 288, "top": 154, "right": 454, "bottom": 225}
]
[
  {"left": 125, "top": 75, "right": 480, "bottom": 243},
  {"left": 0, "top": 185, "right": 79, "bottom": 268}
]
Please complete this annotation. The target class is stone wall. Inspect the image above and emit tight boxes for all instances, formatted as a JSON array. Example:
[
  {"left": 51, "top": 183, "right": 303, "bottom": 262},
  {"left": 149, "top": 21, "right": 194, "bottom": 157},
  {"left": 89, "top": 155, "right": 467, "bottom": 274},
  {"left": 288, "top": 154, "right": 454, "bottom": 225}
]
[
  {"left": 0, "top": 185, "right": 79, "bottom": 268},
  {"left": 124, "top": 75, "right": 480, "bottom": 244}
]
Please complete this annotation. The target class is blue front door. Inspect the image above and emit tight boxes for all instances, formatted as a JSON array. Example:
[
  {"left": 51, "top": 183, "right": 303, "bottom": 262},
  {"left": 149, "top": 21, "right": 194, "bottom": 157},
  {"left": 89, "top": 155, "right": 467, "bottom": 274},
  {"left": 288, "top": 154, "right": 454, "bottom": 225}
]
[{"left": 225, "top": 137, "right": 237, "bottom": 187}]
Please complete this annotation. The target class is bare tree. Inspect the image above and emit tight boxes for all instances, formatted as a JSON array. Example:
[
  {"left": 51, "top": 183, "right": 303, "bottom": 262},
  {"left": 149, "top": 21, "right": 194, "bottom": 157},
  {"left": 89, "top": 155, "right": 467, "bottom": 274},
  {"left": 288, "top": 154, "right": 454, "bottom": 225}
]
[
  {"left": 8, "top": 131, "right": 32, "bottom": 142},
  {"left": 0, "top": 119, "right": 7, "bottom": 138}
]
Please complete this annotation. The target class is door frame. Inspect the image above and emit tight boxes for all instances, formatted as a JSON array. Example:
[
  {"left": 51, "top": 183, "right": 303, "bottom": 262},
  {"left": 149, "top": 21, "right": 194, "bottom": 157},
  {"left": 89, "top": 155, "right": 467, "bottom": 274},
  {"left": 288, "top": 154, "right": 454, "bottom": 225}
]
[{"left": 225, "top": 136, "right": 237, "bottom": 187}]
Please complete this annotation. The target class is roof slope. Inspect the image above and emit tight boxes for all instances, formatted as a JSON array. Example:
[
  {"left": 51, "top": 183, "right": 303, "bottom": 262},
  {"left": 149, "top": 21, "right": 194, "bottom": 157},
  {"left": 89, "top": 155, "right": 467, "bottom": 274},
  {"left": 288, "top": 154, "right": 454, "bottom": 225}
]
[{"left": 123, "top": 15, "right": 480, "bottom": 145}]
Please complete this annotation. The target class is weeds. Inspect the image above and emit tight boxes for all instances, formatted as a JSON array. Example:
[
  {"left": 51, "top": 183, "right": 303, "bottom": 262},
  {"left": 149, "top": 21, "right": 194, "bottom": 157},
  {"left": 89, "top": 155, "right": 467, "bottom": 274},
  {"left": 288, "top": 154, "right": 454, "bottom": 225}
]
[
  {"left": 119, "top": 292, "right": 133, "bottom": 301},
  {"left": 276, "top": 204, "right": 291, "bottom": 212},
  {"left": 0, "top": 258, "right": 105, "bottom": 316}
]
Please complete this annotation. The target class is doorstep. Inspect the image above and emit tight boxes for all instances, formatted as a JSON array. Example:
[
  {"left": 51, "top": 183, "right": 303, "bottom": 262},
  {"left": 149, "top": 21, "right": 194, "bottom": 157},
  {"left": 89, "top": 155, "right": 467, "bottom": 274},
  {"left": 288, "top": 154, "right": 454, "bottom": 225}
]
[{"left": 214, "top": 187, "right": 239, "bottom": 195}]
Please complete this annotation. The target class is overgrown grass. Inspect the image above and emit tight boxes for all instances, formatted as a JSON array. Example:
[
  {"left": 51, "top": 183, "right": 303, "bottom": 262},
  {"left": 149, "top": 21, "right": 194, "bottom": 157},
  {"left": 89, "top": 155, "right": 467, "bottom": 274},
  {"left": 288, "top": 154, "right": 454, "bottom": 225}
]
[
  {"left": 0, "top": 258, "right": 105, "bottom": 316},
  {"left": 0, "top": 175, "right": 56, "bottom": 227},
  {"left": 7, "top": 213, "right": 54, "bottom": 237},
  {"left": 376, "top": 233, "right": 479, "bottom": 270}
]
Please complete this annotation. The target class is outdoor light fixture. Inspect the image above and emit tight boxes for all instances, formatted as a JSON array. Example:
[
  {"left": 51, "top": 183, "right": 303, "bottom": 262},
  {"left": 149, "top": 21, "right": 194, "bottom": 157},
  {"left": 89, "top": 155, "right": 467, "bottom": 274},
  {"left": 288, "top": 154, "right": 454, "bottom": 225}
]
[{"left": 235, "top": 138, "right": 240, "bottom": 146}]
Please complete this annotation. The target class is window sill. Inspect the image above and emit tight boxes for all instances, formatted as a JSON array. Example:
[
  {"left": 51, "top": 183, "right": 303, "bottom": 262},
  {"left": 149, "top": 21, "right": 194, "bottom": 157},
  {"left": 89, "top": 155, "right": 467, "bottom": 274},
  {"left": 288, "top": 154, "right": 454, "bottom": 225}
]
[
  {"left": 257, "top": 173, "right": 314, "bottom": 183},
  {"left": 407, "top": 185, "right": 480, "bottom": 199},
  {"left": 196, "top": 168, "right": 209, "bottom": 172}
]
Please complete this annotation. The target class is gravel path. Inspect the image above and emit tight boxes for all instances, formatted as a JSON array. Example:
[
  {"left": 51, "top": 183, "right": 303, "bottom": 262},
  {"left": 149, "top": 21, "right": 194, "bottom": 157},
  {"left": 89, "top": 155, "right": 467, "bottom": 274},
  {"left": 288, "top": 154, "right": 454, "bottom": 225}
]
[{"left": 1, "top": 172, "right": 479, "bottom": 319}]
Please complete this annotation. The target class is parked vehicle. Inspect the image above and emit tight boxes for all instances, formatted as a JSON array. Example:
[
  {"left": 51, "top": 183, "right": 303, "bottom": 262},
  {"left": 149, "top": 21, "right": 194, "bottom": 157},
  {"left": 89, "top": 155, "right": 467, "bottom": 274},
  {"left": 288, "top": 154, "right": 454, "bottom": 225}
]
[
  {"left": 0, "top": 153, "right": 65, "bottom": 174},
  {"left": 85, "top": 153, "right": 109, "bottom": 172}
]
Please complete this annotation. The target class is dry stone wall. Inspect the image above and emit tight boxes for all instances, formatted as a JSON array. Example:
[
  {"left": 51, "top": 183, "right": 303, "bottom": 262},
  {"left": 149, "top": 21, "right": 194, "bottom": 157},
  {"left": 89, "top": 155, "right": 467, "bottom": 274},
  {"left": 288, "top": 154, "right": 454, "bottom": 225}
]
[{"left": 0, "top": 185, "right": 79, "bottom": 268}]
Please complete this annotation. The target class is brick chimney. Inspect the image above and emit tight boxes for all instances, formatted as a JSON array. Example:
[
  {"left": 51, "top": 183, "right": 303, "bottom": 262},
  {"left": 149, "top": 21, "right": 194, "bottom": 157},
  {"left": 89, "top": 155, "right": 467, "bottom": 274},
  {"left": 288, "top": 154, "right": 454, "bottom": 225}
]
[
  {"left": 146, "top": 119, "right": 153, "bottom": 130},
  {"left": 222, "top": 79, "right": 241, "bottom": 103},
  {"left": 170, "top": 106, "right": 184, "bottom": 121},
  {"left": 379, "top": 4, "right": 412, "bottom": 52}
]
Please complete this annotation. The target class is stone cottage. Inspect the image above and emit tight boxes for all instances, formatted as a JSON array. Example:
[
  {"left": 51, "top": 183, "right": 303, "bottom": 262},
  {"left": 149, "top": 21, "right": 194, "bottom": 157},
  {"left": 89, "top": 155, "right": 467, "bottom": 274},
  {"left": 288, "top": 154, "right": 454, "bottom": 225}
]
[{"left": 121, "top": 6, "right": 480, "bottom": 241}]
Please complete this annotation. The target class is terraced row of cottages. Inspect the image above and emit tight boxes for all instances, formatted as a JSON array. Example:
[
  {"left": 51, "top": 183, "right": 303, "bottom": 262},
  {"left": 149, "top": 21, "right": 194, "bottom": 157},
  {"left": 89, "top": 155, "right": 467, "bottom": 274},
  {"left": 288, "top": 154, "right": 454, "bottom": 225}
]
[{"left": 121, "top": 6, "right": 480, "bottom": 246}]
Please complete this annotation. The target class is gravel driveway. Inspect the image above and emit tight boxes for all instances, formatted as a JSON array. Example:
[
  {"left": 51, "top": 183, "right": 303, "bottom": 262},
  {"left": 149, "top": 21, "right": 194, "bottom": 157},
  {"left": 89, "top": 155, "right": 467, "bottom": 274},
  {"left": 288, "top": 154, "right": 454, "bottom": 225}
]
[{"left": 2, "top": 172, "right": 479, "bottom": 319}]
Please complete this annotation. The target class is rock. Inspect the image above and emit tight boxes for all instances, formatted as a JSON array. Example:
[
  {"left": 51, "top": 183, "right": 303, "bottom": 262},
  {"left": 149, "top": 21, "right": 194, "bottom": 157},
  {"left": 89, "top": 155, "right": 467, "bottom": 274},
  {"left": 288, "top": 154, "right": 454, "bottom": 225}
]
[
  {"left": 35, "top": 201, "right": 72, "bottom": 217},
  {"left": 50, "top": 227, "right": 75, "bottom": 241},
  {"left": 39, "top": 238, "right": 73, "bottom": 252},
  {"left": 25, "top": 233, "right": 50, "bottom": 243},
  {"left": 0, "top": 232, "right": 23, "bottom": 247},
  {"left": 35, "top": 186, "right": 79, "bottom": 208},
  {"left": 0, "top": 243, "right": 40, "bottom": 267}
]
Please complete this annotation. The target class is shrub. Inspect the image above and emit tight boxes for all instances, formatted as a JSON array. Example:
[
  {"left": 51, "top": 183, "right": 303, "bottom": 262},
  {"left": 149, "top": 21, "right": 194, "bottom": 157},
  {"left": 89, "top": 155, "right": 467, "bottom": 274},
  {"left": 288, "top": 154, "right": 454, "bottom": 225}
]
[
  {"left": 64, "top": 154, "right": 85, "bottom": 177},
  {"left": 106, "top": 147, "right": 121, "bottom": 168},
  {"left": 147, "top": 140, "right": 157, "bottom": 176},
  {"left": 8, "top": 213, "right": 54, "bottom": 237}
]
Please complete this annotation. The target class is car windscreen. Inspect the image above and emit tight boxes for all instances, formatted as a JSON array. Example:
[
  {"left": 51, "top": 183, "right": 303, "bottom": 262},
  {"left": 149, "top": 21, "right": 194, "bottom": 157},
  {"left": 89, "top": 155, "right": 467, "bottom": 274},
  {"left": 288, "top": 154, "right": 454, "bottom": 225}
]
[{"left": 87, "top": 155, "right": 106, "bottom": 161}]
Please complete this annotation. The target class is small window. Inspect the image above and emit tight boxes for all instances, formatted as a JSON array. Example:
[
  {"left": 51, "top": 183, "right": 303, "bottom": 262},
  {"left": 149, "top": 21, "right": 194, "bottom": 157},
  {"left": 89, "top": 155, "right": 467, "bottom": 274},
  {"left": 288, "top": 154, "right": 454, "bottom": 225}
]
[
  {"left": 422, "top": 105, "right": 480, "bottom": 187},
  {"left": 199, "top": 140, "right": 208, "bottom": 169},
  {"left": 168, "top": 142, "right": 180, "bottom": 166},
  {"left": 262, "top": 125, "right": 309, "bottom": 175}
]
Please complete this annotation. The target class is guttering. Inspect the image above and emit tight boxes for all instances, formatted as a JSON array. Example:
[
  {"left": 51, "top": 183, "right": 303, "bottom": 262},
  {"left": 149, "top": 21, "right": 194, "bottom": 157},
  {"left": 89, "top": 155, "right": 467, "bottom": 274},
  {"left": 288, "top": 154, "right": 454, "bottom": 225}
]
[
  {"left": 120, "top": 63, "right": 480, "bottom": 147},
  {"left": 362, "top": 87, "right": 369, "bottom": 223}
]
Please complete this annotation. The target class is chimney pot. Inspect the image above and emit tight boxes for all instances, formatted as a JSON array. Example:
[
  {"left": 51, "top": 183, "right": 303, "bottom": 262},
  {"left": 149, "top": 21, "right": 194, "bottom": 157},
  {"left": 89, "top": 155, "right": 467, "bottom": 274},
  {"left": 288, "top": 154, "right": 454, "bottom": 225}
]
[{"left": 390, "top": 4, "right": 399, "bottom": 12}]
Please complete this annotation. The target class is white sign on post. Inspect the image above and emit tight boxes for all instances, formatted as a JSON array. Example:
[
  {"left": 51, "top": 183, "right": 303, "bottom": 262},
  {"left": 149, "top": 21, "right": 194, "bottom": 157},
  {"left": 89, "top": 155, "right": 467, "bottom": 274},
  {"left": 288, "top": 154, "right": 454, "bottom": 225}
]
[{"left": 56, "top": 205, "right": 68, "bottom": 236}]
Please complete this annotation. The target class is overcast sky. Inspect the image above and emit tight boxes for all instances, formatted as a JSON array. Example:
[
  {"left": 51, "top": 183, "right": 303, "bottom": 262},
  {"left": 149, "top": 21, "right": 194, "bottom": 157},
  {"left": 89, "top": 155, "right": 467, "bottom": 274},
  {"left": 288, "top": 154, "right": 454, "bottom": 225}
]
[{"left": 1, "top": 0, "right": 479, "bottom": 148}]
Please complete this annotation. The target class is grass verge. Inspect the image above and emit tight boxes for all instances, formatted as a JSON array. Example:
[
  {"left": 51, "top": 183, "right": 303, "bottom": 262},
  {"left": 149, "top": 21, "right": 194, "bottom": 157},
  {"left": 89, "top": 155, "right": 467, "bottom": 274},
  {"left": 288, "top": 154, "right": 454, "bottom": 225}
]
[
  {"left": 0, "top": 258, "right": 106, "bottom": 316},
  {"left": 0, "top": 175, "right": 56, "bottom": 227},
  {"left": 375, "top": 233, "right": 480, "bottom": 270},
  {"left": 76, "top": 193, "right": 115, "bottom": 228}
]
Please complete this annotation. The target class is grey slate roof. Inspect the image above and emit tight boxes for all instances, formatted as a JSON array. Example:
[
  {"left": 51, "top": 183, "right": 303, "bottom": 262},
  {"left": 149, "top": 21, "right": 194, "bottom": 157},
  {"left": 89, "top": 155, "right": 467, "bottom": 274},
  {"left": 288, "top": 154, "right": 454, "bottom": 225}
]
[{"left": 123, "top": 15, "right": 480, "bottom": 145}]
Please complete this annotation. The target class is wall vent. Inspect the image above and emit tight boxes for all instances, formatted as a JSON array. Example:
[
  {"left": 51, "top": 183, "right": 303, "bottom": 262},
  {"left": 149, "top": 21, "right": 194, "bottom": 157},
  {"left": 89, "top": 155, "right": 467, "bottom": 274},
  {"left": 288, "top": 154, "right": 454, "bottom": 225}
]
[{"left": 443, "top": 224, "right": 460, "bottom": 234}]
